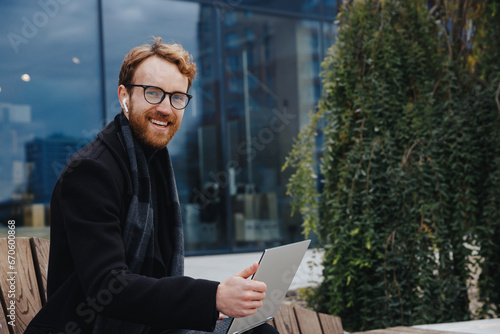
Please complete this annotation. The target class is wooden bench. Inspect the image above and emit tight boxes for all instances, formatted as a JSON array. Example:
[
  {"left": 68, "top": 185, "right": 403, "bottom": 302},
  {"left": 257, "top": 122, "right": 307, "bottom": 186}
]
[
  {"left": 0, "top": 237, "right": 343, "bottom": 334},
  {"left": 0, "top": 237, "right": 49, "bottom": 334}
]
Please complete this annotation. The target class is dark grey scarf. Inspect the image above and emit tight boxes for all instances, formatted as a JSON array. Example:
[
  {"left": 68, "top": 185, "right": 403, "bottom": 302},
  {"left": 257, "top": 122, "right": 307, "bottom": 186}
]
[{"left": 94, "top": 113, "right": 184, "bottom": 334}]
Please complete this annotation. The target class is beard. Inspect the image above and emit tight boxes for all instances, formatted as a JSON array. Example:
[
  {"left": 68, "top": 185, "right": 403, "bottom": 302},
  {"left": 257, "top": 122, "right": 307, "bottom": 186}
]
[{"left": 127, "top": 99, "right": 181, "bottom": 150}]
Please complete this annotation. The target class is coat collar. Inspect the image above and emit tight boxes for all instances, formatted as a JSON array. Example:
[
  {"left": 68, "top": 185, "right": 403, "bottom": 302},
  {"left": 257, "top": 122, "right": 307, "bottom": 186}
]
[{"left": 97, "top": 113, "right": 133, "bottom": 196}]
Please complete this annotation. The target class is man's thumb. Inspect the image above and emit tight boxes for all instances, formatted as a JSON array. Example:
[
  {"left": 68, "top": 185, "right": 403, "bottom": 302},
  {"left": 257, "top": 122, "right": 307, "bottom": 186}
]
[{"left": 237, "top": 262, "right": 259, "bottom": 279}]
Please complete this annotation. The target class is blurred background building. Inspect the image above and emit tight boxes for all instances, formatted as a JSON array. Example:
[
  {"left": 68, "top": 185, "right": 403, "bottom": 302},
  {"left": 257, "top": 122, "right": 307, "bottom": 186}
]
[{"left": 0, "top": 0, "right": 339, "bottom": 255}]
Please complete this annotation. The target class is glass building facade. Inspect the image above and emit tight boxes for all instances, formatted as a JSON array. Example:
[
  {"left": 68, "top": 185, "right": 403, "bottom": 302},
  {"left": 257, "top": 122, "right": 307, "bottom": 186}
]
[{"left": 0, "top": 0, "right": 338, "bottom": 254}]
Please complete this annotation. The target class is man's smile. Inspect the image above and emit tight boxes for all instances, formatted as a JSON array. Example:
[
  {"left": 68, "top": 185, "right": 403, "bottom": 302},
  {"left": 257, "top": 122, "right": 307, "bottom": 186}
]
[{"left": 149, "top": 118, "right": 170, "bottom": 128}]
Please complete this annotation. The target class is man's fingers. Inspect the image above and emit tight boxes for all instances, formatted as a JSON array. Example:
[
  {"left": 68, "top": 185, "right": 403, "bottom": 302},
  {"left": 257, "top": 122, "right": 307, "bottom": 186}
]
[
  {"left": 251, "top": 281, "right": 267, "bottom": 293},
  {"left": 241, "top": 289, "right": 266, "bottom": 302},
  {"left": 232, "top": 300, "right": 264, "bottom": 318}
]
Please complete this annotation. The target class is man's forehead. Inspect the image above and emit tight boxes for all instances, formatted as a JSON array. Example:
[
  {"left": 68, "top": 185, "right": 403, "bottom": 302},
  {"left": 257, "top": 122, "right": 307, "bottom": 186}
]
[{"left": 133, "top": 56, "right": 188, "bottom": 89}]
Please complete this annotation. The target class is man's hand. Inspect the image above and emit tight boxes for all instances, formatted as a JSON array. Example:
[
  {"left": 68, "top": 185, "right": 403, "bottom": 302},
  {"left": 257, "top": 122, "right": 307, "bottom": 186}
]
[{"left": 216, "top": 262, "right": 267, "bottom": 318}]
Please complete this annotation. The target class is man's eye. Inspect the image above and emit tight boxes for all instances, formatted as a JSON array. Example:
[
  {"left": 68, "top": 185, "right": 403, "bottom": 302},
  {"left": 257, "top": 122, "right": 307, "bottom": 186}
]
[
  {"left": 172, "top": 94, "right": 186, "bottom": 101},
  {"left": 147, "top": 90, "right": 161, "bottom": 97}
]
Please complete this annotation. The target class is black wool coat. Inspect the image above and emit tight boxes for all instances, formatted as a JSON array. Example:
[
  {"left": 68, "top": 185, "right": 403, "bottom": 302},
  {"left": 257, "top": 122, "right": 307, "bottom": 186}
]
[{"left": 26, "top": 114, "right": 219, "bottom": 334}]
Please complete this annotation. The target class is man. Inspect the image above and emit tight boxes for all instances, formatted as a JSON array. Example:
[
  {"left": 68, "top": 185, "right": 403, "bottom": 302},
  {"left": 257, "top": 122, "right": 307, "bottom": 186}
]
[{"left": 26, "top": 37, "right": 278, "bottom": 334}]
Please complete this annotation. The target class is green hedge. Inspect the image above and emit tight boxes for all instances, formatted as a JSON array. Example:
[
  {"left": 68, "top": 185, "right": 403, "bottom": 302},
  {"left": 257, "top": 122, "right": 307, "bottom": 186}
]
[{"left": 283, "top": 0, "right": 500, "bottom": 331}]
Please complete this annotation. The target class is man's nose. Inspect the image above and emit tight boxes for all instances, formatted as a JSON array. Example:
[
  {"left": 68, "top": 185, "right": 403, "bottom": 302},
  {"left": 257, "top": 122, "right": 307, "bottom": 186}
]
[{"left": 156, "top": 95, "right": 173, "bottom": 114}]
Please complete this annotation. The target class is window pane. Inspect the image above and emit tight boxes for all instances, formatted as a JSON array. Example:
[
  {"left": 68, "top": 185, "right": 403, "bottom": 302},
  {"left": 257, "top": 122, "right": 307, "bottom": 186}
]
[
  {"left": 0, "top": 1, "right": 102, "bottom": 228},
  {"left": 220, "top": 11, "right": 322, "bottom": 250},
  {"left": 324, "top": 0, "right": 339, "bottom": 19},
  {"left": 323, "top": 21, "right": 339, "bottom": 53}
]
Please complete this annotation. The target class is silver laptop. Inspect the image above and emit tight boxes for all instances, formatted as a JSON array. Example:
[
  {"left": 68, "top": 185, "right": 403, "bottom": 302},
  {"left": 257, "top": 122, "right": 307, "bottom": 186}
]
[
  {"left": 224, "top": 239, "right": 311, "bottom": 334},
  {"left": 168, "top": 240, "right": 311, "bottom": 334}
]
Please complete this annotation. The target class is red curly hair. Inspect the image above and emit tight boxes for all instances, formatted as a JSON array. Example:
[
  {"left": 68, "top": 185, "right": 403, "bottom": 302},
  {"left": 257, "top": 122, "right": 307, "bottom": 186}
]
[{"left": 118, "top": 36, "right": 196, "bottom": 92}]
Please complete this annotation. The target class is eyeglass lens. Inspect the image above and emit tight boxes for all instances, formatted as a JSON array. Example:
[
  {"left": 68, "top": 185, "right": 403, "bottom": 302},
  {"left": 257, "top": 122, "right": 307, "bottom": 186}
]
[{"left": 144, "top": 86, "right": 189, "bottom": 109}]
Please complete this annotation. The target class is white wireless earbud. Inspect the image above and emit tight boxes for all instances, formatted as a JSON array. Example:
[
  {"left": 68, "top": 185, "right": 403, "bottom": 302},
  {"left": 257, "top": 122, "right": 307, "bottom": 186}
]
[{"left": 122, "top": 98, "right": 129, "bottom": 113}]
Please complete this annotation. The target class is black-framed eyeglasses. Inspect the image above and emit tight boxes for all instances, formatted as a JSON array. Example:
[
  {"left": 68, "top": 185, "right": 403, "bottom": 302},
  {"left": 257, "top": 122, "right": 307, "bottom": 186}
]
[{"left": 126, "top": 84, "right": 192, "bottom": 110}]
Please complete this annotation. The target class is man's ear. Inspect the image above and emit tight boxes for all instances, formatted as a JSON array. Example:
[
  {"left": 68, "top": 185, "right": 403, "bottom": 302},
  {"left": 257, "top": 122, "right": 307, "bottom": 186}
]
[{"left": 118, "top": 85, "right": 130, "bottom": 118}]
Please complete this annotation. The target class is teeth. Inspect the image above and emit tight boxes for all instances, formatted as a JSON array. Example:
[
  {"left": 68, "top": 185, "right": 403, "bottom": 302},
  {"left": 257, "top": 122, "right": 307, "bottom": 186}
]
[{"left": 151, "top": 119, "right": 168, "bottom": 127}]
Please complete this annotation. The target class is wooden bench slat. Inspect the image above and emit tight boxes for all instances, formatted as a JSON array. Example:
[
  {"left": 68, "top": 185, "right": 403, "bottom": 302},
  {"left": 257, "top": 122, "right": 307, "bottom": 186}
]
[
  {"left": 318, "top": 312, "right": 344, "bottom": 334},
  {"left": 294, "top": 307, "right": 323, "bottom": 334},
  {"left": 273, "top": 303, "right": 301, "bottom": 334},
  {"left": 0, "top": 238, "right": 42, "bottom": 334},
  {"left": 0, "top": 299, "right": 10, "bottom": 334},
  {"left": 30, "top": 237, "right": 50, "bottom": 305}
]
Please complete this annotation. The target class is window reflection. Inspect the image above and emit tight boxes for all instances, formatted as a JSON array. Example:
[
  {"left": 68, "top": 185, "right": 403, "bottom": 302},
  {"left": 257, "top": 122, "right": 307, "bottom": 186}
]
[
  {"left": 216, "top": 11, "right": 322, "bottom": 250},
  {"left": 0, "top": 1, "right": 102, "bottom": 229}
]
